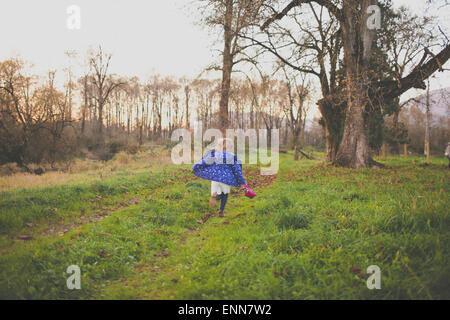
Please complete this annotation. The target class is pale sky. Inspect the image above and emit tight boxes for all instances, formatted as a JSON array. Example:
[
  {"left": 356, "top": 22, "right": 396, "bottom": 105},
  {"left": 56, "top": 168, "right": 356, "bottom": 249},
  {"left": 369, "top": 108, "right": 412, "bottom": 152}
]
[
  {"left": 0, "top": 0, "right": 449, "bottom": 103},
  {"left": 0, "top": 0, "right": 211, "bottom": 79}
]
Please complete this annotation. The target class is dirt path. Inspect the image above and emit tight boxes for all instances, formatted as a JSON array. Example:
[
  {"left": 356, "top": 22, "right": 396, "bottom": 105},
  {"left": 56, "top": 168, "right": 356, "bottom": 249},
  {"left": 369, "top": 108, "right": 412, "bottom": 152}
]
[{"left": 103, "top": 167, "right": 278, "bottom": 299}]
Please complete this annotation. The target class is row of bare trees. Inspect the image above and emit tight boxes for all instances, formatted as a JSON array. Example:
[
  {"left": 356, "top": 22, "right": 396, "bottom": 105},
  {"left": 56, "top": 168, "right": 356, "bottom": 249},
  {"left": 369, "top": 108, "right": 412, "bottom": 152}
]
[
  {"left": 85, "top": 69, "right": 312, "bottom": 149},
  {"left": 0, "top": 46, "right": 315, "bottom": 168}
]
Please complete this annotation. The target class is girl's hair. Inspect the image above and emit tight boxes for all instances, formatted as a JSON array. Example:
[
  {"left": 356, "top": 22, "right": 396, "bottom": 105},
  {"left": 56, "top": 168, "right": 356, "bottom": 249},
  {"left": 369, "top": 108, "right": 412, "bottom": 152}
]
[{"left": 215, "top": 138, "right": 233, "bottom": 150}]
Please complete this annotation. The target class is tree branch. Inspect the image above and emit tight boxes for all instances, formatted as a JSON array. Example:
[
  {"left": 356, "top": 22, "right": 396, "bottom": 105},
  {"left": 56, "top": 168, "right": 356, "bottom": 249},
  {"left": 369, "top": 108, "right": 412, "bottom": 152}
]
[
  {"left": 261, "top": 0, "right": 342, "bottom": 31},
  {"left": 379, "top": 44, "right": 450, "bottom": 101}
]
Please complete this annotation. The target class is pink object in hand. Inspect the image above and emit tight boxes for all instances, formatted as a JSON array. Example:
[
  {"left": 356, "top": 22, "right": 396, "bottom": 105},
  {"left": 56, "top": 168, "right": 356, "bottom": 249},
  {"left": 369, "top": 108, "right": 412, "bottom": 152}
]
[{"left": 242, "top": 185, "right": 256, "bottom": 198}]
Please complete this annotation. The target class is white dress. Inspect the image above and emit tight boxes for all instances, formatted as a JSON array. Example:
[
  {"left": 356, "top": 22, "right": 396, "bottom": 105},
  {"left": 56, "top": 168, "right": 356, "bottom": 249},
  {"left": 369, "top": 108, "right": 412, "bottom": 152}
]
[{"left": 211, "top": 181, "right": 231, "bottom": 196}]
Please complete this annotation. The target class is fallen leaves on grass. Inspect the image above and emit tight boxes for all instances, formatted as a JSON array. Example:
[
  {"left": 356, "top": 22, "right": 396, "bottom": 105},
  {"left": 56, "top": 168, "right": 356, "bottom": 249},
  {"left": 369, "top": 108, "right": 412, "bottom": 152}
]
[
  {"left": 350, "top": 266, "right": 364, "bottom": 279},
  {"left": 154, "top": 250, "right": 170, "bottom": 258},
  {"left": 153, "top": 229, "right": 169, "bottom": 235},
  {"left": 350, "top": 266, "right": 361, "bottom": 273},
  {"left": 18, "top": 234, "right": 33, "bottom": 240},
  {"left": 185, "top": 231, "right": 200, "bottom": 236},
  {"left": 197, "top": 212, "right": 214, "bottom": 224},
  {"left": 272, "top": 268, "right": 290, "bottom": 278},
  {"left": 40, "top": 196, "right": 141, "bottom": 239},
  {"left": 98, "top": 250, "right": 113, "bottom": 259}
]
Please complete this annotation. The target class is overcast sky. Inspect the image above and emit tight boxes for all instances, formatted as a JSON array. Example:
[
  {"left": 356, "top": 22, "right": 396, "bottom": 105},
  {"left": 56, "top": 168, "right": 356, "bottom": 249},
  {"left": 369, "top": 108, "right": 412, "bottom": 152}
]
[{"left": 1, "top": 0, "right": 449, "bottom": 104}]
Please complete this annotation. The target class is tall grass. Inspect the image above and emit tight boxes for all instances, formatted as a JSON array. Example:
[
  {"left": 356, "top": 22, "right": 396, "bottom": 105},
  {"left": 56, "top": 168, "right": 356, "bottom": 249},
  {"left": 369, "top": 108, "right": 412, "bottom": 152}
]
[{"left": 0, "top": 153, "right": 448, "bottom": 299}]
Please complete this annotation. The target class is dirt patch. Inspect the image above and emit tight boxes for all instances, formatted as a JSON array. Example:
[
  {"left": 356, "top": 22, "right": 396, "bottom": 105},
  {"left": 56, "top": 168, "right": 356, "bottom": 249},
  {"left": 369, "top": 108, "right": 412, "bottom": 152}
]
[
  {"left": 226, "top": 167, "right": 277, "bottom": 198},
  {"left": 244, "top": 167, "right": 277, "bottom": 187},
  {"left": 35, "top": 197, "right": 142, "bottom": 239}
]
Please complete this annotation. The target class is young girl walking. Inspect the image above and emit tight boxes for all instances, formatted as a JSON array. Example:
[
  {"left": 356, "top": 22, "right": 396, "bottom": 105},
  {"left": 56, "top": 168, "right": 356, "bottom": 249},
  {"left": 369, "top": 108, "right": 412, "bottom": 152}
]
[{"left": 192, "top": 138, "right": 247, "bottom": 217}]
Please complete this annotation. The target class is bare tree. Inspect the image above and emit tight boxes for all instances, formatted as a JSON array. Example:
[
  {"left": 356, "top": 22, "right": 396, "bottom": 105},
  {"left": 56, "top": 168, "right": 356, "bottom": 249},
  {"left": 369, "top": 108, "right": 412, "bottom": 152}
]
[
  {"left": 198, "top": 0, "right": 264, "bottom": 132},
  {"left": 278, "top": 64, "right": 310, "bottom": 160},
  {"left": 88, "top": 46, "right": 123, "bottom": 144},
  {"left": 192, "top": 79, "right": 218, "bottom": 132},
  {"left": 261, "top": 0, "right": 450, "bottom": 168},
  {"left": 242, "top": 1, "right": 344, "bottom": 161},
  {"left": 0, "top": 58, "right": 72, "bottom": 169},
  {"left": 180, "top": 76, "right": 192, "bottom": 129}
]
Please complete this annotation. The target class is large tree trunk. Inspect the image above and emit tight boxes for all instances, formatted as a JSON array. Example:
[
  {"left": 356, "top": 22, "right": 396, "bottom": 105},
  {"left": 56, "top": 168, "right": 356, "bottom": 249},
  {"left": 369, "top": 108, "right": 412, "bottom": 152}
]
[
  {"left": 334, "top": 0, "right": 376, "bottom": 168},
  {"left": 250, "top": 101, "right": 255, "bottom": 129},
  {"left": 98, "top": 100, "right": 103, "bottom": 134},
  {"left": 334, "top": 91, "right": 371, "bottom": 168},
  {"left": 97, "top": 96, "right": 105, "bottom": 146},
  {"left": 185, "top": 85, "right": 190, "bottom": 129},
  {"left": 81, "top": 76, "right": 88, "bottom": 134},
  {"left": 218, "top": 0, "right": 233, "bottom": 133}
]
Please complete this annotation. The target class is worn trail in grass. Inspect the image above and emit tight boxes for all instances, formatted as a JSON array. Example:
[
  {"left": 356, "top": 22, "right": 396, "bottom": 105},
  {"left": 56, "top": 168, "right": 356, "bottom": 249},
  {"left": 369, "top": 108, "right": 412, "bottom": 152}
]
[
  {"left": 101, "top": 168, "right": 277, "bottom": 299},
  {"left": 0, "top": 155, "right": 449, "bottom": 299}
]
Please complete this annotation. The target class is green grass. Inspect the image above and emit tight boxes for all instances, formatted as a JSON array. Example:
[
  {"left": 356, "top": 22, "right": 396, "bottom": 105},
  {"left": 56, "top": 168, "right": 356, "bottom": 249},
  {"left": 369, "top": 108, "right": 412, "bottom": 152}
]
[{"left": 0, "top": 154, "right": 448, "bottom": 299}]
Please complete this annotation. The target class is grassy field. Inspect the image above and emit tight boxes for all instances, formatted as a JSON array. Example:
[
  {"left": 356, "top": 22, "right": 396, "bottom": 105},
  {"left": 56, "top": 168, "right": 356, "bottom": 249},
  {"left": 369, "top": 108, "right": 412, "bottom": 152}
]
[{"left": 0, "top": 149, "right": 449, "bottom": 299}]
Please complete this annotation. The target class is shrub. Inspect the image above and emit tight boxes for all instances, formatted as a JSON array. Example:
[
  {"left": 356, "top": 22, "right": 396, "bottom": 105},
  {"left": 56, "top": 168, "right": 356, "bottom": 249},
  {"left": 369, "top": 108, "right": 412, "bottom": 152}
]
[
  {"left": 0, "top": 163, "right": 24, "bottom": 176},
  {"left": 126, "top": 144, "right": 140, "bottom": 155},
  {"left": 114, "top": 152, "right": 131, "bottom": 165},
  {"left": 108, "top": 139, "right": 126, "bottom": 155}
]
